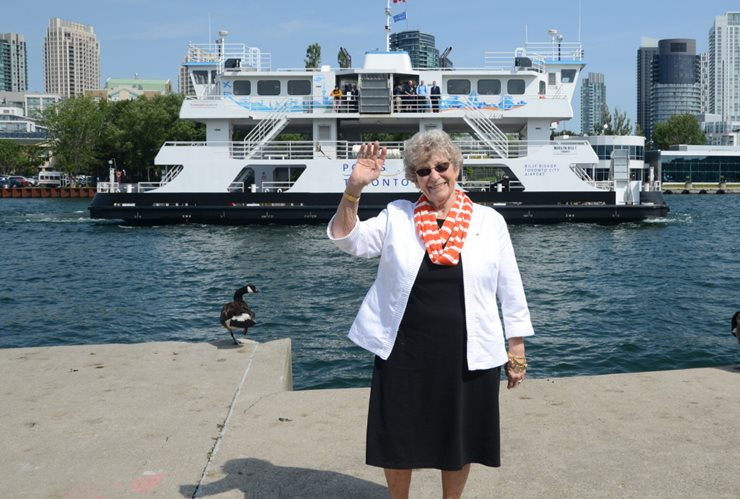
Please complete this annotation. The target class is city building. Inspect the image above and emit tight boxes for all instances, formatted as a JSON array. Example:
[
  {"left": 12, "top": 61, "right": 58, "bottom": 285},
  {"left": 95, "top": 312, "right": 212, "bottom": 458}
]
[
  {"left": 389, "top": 30, "right": 441, "bottom": 68},
  {"left": 44, "top": 18, "right": 100, "bottom": 98},
  {"left": 651, "top": 39, "right": 701, "bottom": 131},
  {"left": 0, "top": 33, "right": 28, "bottom": 92},
  {"left": 86, "top": 77, "right": 172, "bottom": 101},
  {"left": 636, "top": 38, "right": 701, "bottom": 141},
  {"left": 636, "top": 37, "right": 658, "bottom": 138},
  {"left": 708, "top": 12, "right": 740, "bottom": 122},
  {"left": 701, "top": 12, "right": 740, "bottom": 146},
  {"left": 178, "top": 64, "right": 195, "bottom": 96},
  {"left": 580, "top": 72, "right": 606, "bottom": 135},
  {"left": 0, "top": 91, "right": 59, "bottom": 143},
  {"left": 647, "top": 144, "right": 740, "bottom": 183}
]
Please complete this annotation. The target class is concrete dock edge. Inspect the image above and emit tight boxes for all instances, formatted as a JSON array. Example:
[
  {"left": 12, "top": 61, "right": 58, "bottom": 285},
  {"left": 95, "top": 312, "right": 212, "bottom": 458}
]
[{"left": 0, "top": 340, "right": 738, "bottom": 498}]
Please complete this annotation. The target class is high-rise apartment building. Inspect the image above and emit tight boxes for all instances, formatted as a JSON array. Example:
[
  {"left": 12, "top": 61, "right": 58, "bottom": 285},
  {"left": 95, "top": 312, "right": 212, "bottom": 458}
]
[
  {"left": 636, "top": 38, "right": 658, "bottom": 137},
  {"left": 44, "top": 18, "right": 100, "bottom": 98},
  {"left": 0, "top": 33, "right": 28, "bottom": 92},
  {"left": 708, "top": 12, "right": 740, "bottom": 122},
  {"left": 389, "top": 31, "right": 440, "bottom": 68},
  {"left": 636, "top": 38, "right": 700, "bottom": 141},
  {"left": 580, "top": 72, "right": 606, "bottom": 135},
  {"left": 650, "top": 39, "right": 701, "bottom": 129}
]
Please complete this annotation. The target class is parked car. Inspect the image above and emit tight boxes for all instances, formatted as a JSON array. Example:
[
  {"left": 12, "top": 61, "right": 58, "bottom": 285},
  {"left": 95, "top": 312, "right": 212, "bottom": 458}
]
[{"left": 5, "top": 176, "right": 32, "bottom": 187}]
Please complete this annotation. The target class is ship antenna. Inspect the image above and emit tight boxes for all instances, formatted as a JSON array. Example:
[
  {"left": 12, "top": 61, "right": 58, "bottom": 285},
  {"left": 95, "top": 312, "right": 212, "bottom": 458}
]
[{"left": 578, "top": 0, "right": 582, "bottom": 41}]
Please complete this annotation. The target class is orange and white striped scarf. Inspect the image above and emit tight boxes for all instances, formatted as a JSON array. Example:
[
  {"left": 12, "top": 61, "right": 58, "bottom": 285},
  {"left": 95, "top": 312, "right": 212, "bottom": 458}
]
[{"left": 413, "top": 189, "right": 474, "bottom": 266}]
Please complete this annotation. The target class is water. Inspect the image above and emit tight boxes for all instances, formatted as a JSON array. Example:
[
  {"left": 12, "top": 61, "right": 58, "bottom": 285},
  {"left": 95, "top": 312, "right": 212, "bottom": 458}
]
[{"left": 1, "top": 196, "right": 738, "bottom": 389}]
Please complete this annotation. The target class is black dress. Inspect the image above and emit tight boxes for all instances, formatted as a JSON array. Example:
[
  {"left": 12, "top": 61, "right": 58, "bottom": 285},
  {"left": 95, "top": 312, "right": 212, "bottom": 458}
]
[{"left": 366, "top": 244, "right": 501, "bottom": 471}]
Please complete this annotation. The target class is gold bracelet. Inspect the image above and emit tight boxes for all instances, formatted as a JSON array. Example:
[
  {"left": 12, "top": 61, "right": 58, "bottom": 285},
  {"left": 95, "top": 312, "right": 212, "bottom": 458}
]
[
  {"left": 507, "top": 352, "right": 527, "bottom": 373},
  {"left": 343, "top": 191, "right": 361, "bottom": 203}
]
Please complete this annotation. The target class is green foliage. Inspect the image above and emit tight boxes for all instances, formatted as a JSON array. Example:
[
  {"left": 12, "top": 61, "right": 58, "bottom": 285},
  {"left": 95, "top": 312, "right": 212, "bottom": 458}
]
[
  {"left": 337, "top": 48, "right": 351, "bottom": 69},
  {"left": 594, "top": 106, "right": 632, "bottom": 135},
  {"left": 360, "top": 132, "right": 412, "bottom": 142},
  {"left": 40, "top": 94, "right": 204, "bottom": 181},
  {"left": 652, "top": 114, "right": 706, "bottom": 150},
  {"left": 0, "top": 139, "right": 22, "bottom": 174},
  {"left": 305, "top": 43, "right": 321, "bottom": 69},
  {"left": 41, "top": 96, "right": 106, "bottom": 178}
]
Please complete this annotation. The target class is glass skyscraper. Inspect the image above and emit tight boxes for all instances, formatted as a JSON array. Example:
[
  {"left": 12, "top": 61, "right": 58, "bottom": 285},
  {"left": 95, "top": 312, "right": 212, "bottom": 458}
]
[
  {"left": 389, "top": 31, "right": 440, "bottom": 69},
  {"left": 636, "top": 38, "right": 700, "bottom": 141}
]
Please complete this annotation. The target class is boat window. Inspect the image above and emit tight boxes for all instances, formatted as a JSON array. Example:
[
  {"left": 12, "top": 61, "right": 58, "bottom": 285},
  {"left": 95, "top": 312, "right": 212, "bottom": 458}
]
[
  {"left": 548, "top": 73, "right": 556, "bottom": 86},
  {"left": 446, "top": 79, "right": 471, "bottom": 95},
  {"left": 234, "top": 80, "right": 251, "bottom": 95},
  {"left": 257, "top": 80, "right": 281, "bottom": 95},
  {"left": 287, "top": 80, "right": 312, "bottom": 95},
  {"left": 539, "top": 81, "right": 546, "bottom": 95},
  {"left": 477, "top": 79, "right": 501, "bottom": 95},
  {"left": 192, "top": 71, "right": 209, "bottom": 84},
  {"left": 507, "top": 79, "right": 525, "bottom": 94},
  {"left": 561, "top": 69, "right": 577, "bottom": 83}
]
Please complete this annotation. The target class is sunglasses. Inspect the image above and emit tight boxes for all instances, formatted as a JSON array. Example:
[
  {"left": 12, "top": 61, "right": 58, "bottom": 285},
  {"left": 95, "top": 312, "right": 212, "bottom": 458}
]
[{"left": 415, "top": 162, "right": 451, "bottom": 177}]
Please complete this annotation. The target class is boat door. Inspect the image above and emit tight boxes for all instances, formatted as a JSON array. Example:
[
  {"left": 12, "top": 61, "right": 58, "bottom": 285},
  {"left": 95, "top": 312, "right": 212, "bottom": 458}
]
[{"left": 358, "top": 73, "right": 391, "bottom": 113}]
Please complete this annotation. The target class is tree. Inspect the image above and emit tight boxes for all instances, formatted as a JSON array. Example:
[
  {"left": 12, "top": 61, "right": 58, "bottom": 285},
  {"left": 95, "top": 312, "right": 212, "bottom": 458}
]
[
  {"left": 337, "top": 48, "right": 351, "bottom": 69},
  {"left": 40, "top": 96, "right": 106, "bottom": 178},
  {"left": 651, "top": 114, "right": 706, "bottom": 150},
  {"left": 0, "top": 139, "right": 22, "bottom": 175},
  {"left": 594, "top": 106, "right": 632, "bottom": 135},
  {"left": 305, "top": 43, "right": 321, "bottom": 69},
  {"left": 108, "top": 94, "right": 203, "bottom": 180}
]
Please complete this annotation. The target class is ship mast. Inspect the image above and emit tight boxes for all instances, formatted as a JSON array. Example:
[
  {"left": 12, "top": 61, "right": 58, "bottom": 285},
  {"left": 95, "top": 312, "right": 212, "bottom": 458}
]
[{"left": 385, "top": 0, "right": 391, "bottom": 51}]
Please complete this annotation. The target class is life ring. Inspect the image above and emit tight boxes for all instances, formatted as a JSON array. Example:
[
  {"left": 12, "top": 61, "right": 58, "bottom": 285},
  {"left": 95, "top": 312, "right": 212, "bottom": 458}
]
[{"left": 115, "top": 170, "right": 122, "bottom": 180}]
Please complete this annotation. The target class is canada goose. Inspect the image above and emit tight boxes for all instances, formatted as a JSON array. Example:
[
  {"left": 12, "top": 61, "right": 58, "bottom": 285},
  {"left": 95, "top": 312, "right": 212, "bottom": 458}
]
[{"left": 220, "top": 284, "right": 258, "bottom": 345}]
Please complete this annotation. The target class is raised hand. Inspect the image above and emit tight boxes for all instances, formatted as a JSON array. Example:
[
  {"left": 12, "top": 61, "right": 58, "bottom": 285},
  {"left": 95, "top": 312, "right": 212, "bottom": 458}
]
[{"left": 347, "top": 141, "right": 387, "bottom": 192}]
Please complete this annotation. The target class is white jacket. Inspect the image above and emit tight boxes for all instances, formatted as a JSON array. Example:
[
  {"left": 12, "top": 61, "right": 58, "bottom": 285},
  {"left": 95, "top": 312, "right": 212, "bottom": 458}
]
[{"left": 327, "top": 200, "right": 534, "bottom": 370}]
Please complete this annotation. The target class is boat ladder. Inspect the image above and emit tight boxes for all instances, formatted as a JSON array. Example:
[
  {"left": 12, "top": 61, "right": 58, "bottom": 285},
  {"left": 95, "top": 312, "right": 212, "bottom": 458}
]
[
  {"left": 461, "top": 97, "right": 509, "bottom": 159},
  {"left": 239, "top": 101, "right": 290, "bottom": 160}
]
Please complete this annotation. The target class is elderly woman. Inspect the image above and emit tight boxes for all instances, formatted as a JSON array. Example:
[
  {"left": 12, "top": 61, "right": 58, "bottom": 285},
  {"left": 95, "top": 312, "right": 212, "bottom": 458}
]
[{"left": 328, "top": 130, "right": 533, "bottom": 499}]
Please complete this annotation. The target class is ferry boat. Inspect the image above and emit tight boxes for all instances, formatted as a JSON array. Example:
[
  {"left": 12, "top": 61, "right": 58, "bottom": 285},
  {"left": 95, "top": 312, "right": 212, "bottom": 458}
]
[{"left": 89, "top": 20, "right": 669, "bottom": 224}]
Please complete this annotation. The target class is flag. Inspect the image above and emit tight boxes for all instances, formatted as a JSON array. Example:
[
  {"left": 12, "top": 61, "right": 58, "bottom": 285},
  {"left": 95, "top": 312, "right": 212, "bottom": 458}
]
[
  {"left": 393, "top": 0, "right": 406, "bottom": 3},
  {"left": 393, "top": 12, "right": 406, "bottom": 22}
]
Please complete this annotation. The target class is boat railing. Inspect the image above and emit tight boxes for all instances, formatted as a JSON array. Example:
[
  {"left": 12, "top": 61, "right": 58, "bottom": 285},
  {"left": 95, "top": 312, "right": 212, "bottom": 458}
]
[
  {"left": 186, "top": 42, "right": 272, "bottom": 71},
  {"left": 183, "top": 91, "right": 567, "bottom": 113},
  {"left": 523, "top": 41, "right": 584, "bottom": 63},
  {"left": 164, "top": 138, "right": 594, "bottom": 163},
  {"left": 96, "top": 181, "right": 120, "bottom": 193},
  {"left": 484, "top": 51, "right": 546, "bottom": 73},
  {"left": 236, "top": 140, "right": 316, "bottom": 160}
]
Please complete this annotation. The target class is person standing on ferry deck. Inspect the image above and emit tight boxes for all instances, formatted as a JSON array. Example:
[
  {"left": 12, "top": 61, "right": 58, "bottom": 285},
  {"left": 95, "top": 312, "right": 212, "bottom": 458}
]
[
  {"left": 327, "top": 129, "right": 533, "bottom": 499},
  {"left": 416, "top": 80, "right": 430, "bottom": 112},
  {"left": 430, "top": 80, "right": 441, "bottom": 112}
]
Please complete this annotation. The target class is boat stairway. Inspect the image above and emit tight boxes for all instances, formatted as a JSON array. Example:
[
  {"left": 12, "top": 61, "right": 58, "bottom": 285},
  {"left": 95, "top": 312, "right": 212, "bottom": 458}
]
[{"left": 461, "top": 97, "right": 509, "bottom": 159}]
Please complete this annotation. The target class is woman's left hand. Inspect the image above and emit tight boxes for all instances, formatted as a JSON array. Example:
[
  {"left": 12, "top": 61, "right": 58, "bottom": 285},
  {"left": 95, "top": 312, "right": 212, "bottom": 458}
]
[{"left": 505, "top": 362, "right": 525, "bottom": 389}]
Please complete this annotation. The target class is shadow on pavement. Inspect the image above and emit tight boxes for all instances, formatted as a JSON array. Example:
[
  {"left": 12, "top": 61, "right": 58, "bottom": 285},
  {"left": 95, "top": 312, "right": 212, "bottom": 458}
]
[{"left": 180, "top": 458, "right": 387, "bottom": 498}]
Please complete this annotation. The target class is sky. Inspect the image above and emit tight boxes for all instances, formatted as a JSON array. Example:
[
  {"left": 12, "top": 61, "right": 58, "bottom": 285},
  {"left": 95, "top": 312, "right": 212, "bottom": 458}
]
[{"left": 3, "top": 0, "right": 739, "bottom": 131}]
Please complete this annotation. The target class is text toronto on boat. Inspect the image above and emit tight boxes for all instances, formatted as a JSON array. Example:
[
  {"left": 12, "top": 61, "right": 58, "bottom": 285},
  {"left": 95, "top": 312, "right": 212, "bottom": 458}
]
[{"left": 89, "top": 13, "right": 669, "bottom": 224}]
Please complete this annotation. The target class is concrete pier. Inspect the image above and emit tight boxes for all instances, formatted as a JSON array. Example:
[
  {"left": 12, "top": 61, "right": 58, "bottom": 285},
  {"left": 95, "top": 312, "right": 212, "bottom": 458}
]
[{"left": 1, "top": 340, "right": 738, "bottom": 498}]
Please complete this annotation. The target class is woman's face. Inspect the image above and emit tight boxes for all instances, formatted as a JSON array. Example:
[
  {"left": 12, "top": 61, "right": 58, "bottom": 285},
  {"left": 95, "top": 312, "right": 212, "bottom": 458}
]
[{"left": 414, "top": 150, "right": 459, "bottom": 213}]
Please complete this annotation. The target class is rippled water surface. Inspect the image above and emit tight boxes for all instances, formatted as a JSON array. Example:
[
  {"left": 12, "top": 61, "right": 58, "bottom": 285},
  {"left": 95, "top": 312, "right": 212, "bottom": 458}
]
[{"left": 1, "top": 196, "right": 738, "bottom": 389}]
